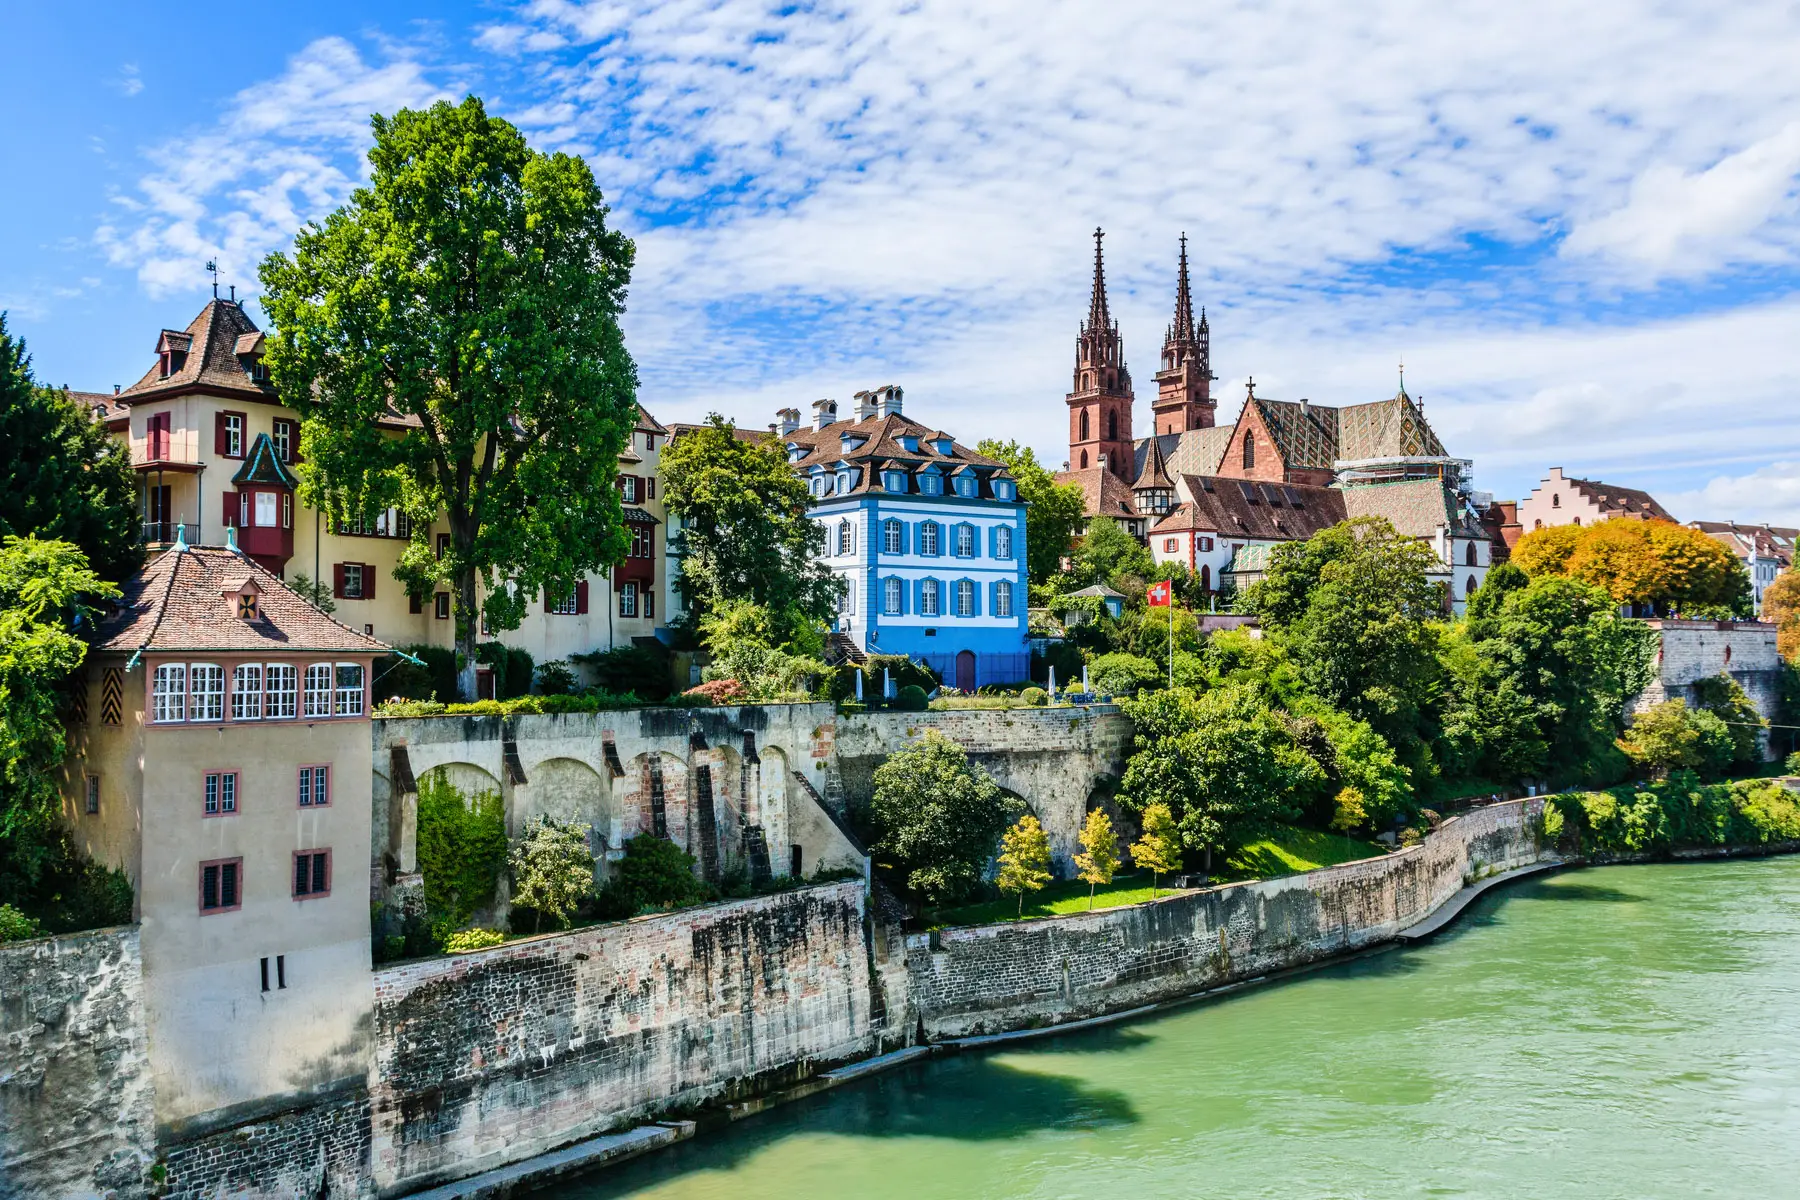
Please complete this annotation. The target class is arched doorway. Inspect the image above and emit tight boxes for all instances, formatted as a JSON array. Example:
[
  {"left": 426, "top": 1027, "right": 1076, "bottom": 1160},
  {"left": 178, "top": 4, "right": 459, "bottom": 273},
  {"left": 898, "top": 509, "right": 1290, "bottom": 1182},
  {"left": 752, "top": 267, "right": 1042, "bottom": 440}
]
[{"left": 955, "top": 650, "right": 976, "bottom": 692}]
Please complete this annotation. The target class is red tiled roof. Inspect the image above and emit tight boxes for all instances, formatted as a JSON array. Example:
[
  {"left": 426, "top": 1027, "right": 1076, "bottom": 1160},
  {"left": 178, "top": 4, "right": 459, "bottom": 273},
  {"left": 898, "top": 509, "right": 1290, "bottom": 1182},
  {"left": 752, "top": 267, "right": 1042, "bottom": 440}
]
[
  {"left": 97, "top": 546, "right": 389, "bottom": 655},
  {"left": 1562, "top": 475, "right": 1673, "bottom": 521},
  {"left": 1149, "top": 475, "right": 1346, "bottom": 540},
  {"left": 1055, "top": 466, "right": 1140, "bottom": 522},
  {"left": 783, "top": 412, "right": 1008, "bottom": 497}
]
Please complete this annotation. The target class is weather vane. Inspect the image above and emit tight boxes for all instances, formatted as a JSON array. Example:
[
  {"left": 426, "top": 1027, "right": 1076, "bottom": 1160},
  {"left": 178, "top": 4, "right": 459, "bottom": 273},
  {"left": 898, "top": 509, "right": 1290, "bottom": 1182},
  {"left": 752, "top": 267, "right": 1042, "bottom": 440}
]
[{"left": 206, "top": 259, "right": 219, "bottom": 298}]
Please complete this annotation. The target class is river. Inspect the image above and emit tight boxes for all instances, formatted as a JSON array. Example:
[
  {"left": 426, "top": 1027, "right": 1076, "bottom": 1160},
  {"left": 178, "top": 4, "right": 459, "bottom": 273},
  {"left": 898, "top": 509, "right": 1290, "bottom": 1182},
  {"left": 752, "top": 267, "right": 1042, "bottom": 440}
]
[{"left": 561, "top": 858, "right": 1800, "bottom": 1199}]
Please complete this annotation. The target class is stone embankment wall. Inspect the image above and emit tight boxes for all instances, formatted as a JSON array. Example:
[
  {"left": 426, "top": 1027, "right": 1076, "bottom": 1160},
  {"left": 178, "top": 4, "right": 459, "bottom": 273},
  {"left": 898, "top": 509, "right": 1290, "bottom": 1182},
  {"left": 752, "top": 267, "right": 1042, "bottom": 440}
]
[
  {"left": 1632, "top": 620, "right": 1784, "bottom": 755},
  {"left": 366, "top": 881, "right": 874, "bottom": 1195},
  {"left": 905, "top": 798, "right": 1547, "bottom": 1039},
  {"left": 834, "top": 707, "right": 1134, "bottom": 869},
  {"left": 0, "top": 928, "right": 155, "bottom": 1200}
]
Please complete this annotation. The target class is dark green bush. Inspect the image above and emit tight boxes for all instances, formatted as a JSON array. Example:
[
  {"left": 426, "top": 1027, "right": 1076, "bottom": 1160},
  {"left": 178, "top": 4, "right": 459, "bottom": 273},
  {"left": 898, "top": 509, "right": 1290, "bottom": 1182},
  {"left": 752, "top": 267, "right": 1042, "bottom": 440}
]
[
  {"left": 1545, "top": 774, "right": 1800, "bottom": 855},
  {"left": 574, "top": 644, "right": 673, "bottom": 700},
  {"left": 830, "top": 654, "right": 940, "bottom": 702},
  {"left": 536, "top": 659, "right": 578, "bottom": 696},
  {"left": 416, "top": 770, "right": 508, "bottom": 941},
  {"left": 382, "top": 644, "right": 458, "bottom": 702},
  {"left": 602, "top": 834, "right": 711, "bottom": 914},
  {"left": 477, "top": 642, "right": 535, "bottom": 700},
  {"left": 0, "top": 904, "right": 41, "bottom": 942},
  {"left": 896, "top": 684, "right": 929, "bottom": 711}
]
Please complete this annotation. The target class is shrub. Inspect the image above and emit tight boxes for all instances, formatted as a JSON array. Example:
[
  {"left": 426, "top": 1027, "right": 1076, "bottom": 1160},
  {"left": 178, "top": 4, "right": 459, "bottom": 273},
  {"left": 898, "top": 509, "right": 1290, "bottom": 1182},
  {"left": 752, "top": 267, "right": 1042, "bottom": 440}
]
[
  {"left": 0, "top": 904, "right": 41, "bottom": 942},
  {"left": 383, "top": 644, "right": 458, "bottom": 702},
  {"left": 831, "top": 654, "right": 940, "bottom": 702},
  {"left": 1618, "top": 700, "right": 1735, "bottom": 780},
  {"left": 683, "top": 678, "right": 748, "bottom": 706},
  {"left": 1088, "top": 652, "right": 1163, "bottom": 698},
  {"left": 896, "top": 684, "right": 929, "bottom": 711},
  {"left": 705, "top": 639, "right": 825, "bottom": 699},
  {"left": 1021, "top": 687, "right": 1048, "bottom": 707},
  {"left": 476, "top": 642, "right": 535, "bottom": 700},
  {"left": 536, "top": 659, "right": 578, "bottom": 696},
  {"left": 607, "top": 834, "right": 710, "bottom": 912},
  {"left": 509, "top": 817, "right": 597, "bottom": 931},
  {"left": 870, "top": 729, "right": 1020, "bottom": 904},
  {"left": 416, "top": 770, "right": 509, "bottom": 940},
  {"left": 444, "top": 928, "right": 506, "bottom": 953}
]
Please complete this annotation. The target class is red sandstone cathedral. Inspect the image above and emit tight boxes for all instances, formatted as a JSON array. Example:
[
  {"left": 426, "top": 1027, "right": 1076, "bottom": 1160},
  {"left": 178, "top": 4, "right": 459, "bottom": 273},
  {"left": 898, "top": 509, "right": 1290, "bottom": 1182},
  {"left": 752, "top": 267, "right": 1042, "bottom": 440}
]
[{"left": 1053, "top": 229, "right": 1494, "bottom": 611}]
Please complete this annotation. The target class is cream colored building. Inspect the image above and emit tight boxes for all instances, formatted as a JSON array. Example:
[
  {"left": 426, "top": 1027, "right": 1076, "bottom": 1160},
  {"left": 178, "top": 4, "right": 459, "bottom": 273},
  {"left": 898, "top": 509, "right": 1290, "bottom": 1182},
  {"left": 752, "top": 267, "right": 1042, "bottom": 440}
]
[
  {"left": 100, "top": 296, "right": 670, "bottom": 694},
  {"left": 60, "top": 545, "right": 385, "bottom": 1128}
]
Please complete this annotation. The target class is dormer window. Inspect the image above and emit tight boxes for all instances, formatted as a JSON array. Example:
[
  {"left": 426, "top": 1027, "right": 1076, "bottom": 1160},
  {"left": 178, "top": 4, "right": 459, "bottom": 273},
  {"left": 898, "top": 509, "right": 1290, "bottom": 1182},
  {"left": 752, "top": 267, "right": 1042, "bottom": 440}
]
[
  {"left": 811, "top": 476, "right": 827, "bottom": 498},
  {"left": 934, "top": 438, "right": 954, "bottom": 456},
  {"left": 884, "top": 471, "right": 908, "bottom": 493},
  {"left": 787, "top": 443, "right": 805, "bottom": 464},
  {"left": 993, "top": 480, "right": 1013, "bottom": 501},
  {"left": 920, "top": 473, "right": 942, "bottom": 496},
  {"left": 955, "top": 475, "right": 976, "bottom": 498},
  {"left": 900, "top": 435, "right": 919, "bottom": 453},
  {"left": 237, "top": 592, "right": 259, "bottom": 620},
  {"left": 837, "top": 470, "right": 854, "bottom": 493}
]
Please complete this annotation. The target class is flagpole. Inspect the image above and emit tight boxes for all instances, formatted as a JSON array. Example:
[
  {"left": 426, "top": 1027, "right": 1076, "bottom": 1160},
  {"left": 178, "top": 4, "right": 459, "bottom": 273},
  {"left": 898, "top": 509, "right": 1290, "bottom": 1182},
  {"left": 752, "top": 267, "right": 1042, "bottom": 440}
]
[{"left": 1168, "top": 589, "right": 1174, "bottom": 687}]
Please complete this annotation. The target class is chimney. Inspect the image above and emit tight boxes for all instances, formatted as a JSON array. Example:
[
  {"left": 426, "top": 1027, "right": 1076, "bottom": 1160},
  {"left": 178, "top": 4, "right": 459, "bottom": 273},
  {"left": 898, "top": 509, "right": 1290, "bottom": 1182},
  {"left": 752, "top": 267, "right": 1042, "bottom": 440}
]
[
  {"left": 876, "top": 384, "right": 904, "bottom": 418},
  {"left": 854, "top": 390, "right": 877, "bottom": 421},
  {"left": 113, "top": 384, "right": 120, "bottom": 394},
  {"left": 812, "top": 398, "right": 838, "bottom": 430},
  {"left": 1299, "top": 398, "right": 1310, "bottom": 416},
  {"left": 777, "top": 407, "right": 800, "bottom": 435}
]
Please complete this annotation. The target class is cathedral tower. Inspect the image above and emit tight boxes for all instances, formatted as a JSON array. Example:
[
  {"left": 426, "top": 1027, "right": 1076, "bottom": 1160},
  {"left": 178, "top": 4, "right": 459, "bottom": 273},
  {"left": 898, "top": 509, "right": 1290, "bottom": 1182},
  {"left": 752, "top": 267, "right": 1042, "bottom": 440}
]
[
  {"left": 1067, "top": 228, "right": 1136, "bottom": 476},
  {"left": 1151, "top": 233, "right": 1214, "bottom": 435}
]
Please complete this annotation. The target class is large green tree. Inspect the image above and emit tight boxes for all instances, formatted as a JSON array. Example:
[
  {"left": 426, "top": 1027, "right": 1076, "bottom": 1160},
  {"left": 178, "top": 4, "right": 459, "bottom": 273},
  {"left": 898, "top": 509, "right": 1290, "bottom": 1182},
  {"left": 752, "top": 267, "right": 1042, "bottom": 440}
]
[
  {"left": 0, "top": 318, "right": 140, "bottom": 585},
  {"left": 0, "top": 538, "right": 116, "bottom": 893},
  {"left": 869, "top": 729, "right": 1021, "bottom": 904},
  {"left": 976, "top": 440, "right": 1087, "bottom": 584},
  {"left": 259, "top": 96, "right": 638, "bottom": 699},
  {"left": 1118, "top": 684, "right": 1320, "bottom": 869},
  {"left": 1069, "top": 516, "right": 1156, "bottom": 590},
  {"left": 1248, "top": 517, "right": 1444, "bottom": 759},
  {"left": 660, "top": 415, "right": 841, "bottom": 637}
]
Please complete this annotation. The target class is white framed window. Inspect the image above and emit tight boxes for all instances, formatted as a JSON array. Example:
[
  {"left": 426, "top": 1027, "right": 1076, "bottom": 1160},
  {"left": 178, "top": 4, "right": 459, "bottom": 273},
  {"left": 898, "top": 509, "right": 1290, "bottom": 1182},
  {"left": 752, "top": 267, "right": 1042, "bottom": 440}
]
[
  {"left": 884, "top": 577, "right": 902, "bottom": 615},
  {"left": 885, "top": 471, "right": 907, "bottom": 492},
  {"left": 152, "top": 663, "right": 186, "bottom": 723},
  {"left": 996, "top": 525, "right": 1014, "bottom": 560},
  {"left": 342, "top": 563, "right": 365, "bottom": 599},
  {"left": 223, "top": 413, "right": 244, "bottom": 457},
  {"left": 811, "top": 477, "right": 825, "bottom": 498},
  {"left": 254, "top": 491, "right": 278, "bottom": 527},
  {"left": 883, "top": 519, "right": 902, "bottom": 554},
  {"left": 838, "top": 520, "right": 853, "bottom": 555},
  {"left": 841, "top": 581, "right": 855, "bottom": 615},
  {"left": 994, "top": 480, "right": 1012, "bottom": 501},
  {"left": 956, "top": 579, "right": 974, "bottom": 616},
  {"left": 204, "top": 771, "right": 238, "bottom": 816},
  {"left": 334, "top": 663, "right": 365, "bottom": 717},
  {"left": 837, "top": 471, "right": 853, "bottom": 492},
  {"left": 621, "top": 475, "right": 638, "bottom": 502},
  {"left": 232, "top": 663, "right": 263, "bottom": 720},
  {"left": 238, "top": 491, "right": 250, "bottom": 527},
  {"left": 920, "top": 474, "right": 941, "bottom": 496},
  {"left": 921, "top": 579, "right": 940, "bottom": 617},
  {"left": 996, "top": 580, "right": 1014, "bottom": 617},
  {"left": 956, "top": 524, "right": 975, "bottom": 557},
  {"left": 282, "top": 493, "right": 292, "bottom": 530},
  {"left": 190, "top": 664, "right": 225, "bottom": 722},
  {"left": 266, "top": 664, "right": 297, "bottom": 718},
  {"left": 298, "top": 764, "right": 330, "bottom": 808},
  {"left": 1198, "top": 536, "right": 1214, "bottom": 552},
  {"left": 920, "top": 522, "right": 939, "bottom": 556},
  {"left": 956, "top": 475, "right": 975, "bottom": 498},
  {"left": 620, "top": 581, "right": 639, "bottom": 617},
  {"left": 303, "top": 663, "right": 333, "bottom": 718}
]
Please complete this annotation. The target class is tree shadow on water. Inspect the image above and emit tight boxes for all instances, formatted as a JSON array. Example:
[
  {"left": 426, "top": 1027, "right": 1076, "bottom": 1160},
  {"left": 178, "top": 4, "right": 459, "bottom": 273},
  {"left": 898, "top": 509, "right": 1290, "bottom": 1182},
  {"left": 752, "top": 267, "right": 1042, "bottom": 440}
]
[
  {"left": 576, "top": 1055, "right": 1139, "bottom": 1196},
  {"left": 1525, "top": 882, "right": 1647, "bottom": 904}
]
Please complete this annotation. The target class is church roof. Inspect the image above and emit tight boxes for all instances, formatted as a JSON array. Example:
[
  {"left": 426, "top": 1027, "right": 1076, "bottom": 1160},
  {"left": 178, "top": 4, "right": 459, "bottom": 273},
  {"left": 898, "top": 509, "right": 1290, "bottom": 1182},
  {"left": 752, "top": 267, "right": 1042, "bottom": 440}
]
[
  {"left": 1133, "top": 432, "right": 1174, "bottom": 492},
  {"left": 97, "top": 545, "right": 389, "bottom": 655},
  {"left": 1249, "top": 397, "right": 1341, "bottom": 471},
  {"left": 1340, "top": 478, "right": 1478, "bottom": 541},
  {"left": 1132, "top": 426, "right": 1235, "bottom": 482},
  {"left": 120, "top": 299, "right": 276, "bottom": 403},
  {"left": 1150, "top": 476, "right": 1347, "bottom": 541},
  {"left": 1335, "top": 391, "right": 1448, "bottom": 462}
]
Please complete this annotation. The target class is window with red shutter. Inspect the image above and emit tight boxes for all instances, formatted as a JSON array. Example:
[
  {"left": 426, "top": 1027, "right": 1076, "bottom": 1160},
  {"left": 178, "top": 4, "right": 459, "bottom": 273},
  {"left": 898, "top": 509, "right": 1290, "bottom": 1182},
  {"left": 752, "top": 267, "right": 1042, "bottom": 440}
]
[
  {"left": 332, "top": 563, "right": 346, "bottom": 599},
  {"left": 361, "top": 565, "right": 375, "bottom": 601},
  {"left": 576, "top": 581, "right": 589, "bottom": 614},
  {"left": 223, "top": 493, "right": 237, "bottom": 528},
  {"left": 215, "top": 413, "right": 229, "bottom": 456}
]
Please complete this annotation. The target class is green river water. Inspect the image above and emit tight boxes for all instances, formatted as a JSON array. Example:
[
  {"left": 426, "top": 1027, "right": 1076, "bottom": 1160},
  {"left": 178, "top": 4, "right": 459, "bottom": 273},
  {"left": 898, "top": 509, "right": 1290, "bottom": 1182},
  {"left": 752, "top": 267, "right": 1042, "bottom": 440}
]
[{"left": 564, "top": 859, "right": 1800, "bottom": 1199}]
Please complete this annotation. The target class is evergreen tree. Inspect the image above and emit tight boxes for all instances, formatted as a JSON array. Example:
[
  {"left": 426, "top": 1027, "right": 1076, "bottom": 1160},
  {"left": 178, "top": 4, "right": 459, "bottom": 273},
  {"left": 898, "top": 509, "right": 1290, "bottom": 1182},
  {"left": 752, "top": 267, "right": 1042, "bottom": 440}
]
[
  {"left": 0, "top": 318, "right": 140, "bottom": 585},
  {"left": 996, "top": 814, "right": 1053, "bottom": 917},
  {"left": 1074, "top": 808, "right": 1119, "bottom": 910}
]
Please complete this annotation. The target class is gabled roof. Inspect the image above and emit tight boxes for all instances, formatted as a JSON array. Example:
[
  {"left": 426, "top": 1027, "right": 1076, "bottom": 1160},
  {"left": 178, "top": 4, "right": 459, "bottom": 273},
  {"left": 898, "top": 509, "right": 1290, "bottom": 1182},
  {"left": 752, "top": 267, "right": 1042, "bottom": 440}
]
[
  {"left": 1334, "top": 391, "right": 1447, "bottom": 462},
  {"left": 97, "top": 545, "right": 389, "bottom": 655},
  {"left": 1055, "top": 466, "right": 1141, "bottom": 522},
  {"left": 67, "top": 388, "right": 129, "bottom": 430},
  {"left": 121, "top": 299, "right": 275, "bottom": 403},
  {"left": 1133, "top": 432, "right": 1174, "bottom": 492},
  {"left": 1249, "top": 398, "right": 1341, "bottom": 471},
  {"left": 1689, "top": 521, "right": 1797, "bottom": 565},
  {"left": 1563, "top": 475, "right": 1674, "bottom": 521},
  {"left": 230, "top": 433, "right": 299, "bottom": 487},
  {"left": 635, "top": 404, "right": 668, "bottom": 434},
  {"left": 1149, "top": 475, "right": 1347, "bottom": 540}
]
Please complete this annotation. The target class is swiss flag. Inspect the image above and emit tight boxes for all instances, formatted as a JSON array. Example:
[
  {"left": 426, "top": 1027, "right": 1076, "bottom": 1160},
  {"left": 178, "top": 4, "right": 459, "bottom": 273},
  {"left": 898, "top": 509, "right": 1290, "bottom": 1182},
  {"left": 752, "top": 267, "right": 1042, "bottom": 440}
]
[{"left": 1146, "top": 580, "right": 1172, "bottom": 607}]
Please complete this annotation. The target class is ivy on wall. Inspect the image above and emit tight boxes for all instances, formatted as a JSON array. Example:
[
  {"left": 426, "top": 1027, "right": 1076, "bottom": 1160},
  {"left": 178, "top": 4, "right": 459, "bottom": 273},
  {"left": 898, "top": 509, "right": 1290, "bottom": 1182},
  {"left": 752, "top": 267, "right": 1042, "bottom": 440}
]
[{"left": 416, "top": 769, "right": 509, "bottom": 937}]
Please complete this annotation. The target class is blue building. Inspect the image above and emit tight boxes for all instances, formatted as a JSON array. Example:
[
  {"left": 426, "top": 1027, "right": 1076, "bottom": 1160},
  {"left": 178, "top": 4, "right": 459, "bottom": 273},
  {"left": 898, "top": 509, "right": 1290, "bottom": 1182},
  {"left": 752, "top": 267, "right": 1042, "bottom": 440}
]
[{"left": 776, "top": 386, "right": 1030, "bottom": 691}]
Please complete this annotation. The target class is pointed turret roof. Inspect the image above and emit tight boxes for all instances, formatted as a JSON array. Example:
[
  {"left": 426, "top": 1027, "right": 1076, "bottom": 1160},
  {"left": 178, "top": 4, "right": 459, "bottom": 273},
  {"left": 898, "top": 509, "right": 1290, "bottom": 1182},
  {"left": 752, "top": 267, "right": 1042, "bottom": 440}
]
[
  {"left": 1165, "top": 233, "right": 1197, "bottom": 351},
  {"left": 1134, "top": 429, "right": 1174, "bottom": 492},
  {"left": 120, "top": 298, "right": 275, "bottom": 403},
  {"left": 1086, "top": 226, "right": 1112, "bottom": 331}
]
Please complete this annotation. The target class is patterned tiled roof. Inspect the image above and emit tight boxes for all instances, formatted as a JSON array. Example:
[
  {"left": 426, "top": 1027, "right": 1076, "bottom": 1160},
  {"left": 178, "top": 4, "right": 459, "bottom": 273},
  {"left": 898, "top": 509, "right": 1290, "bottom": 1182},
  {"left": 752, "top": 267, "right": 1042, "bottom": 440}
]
[
  {"left": 1340, "top": 479, "right": 1477, "bottom": 542},
  {"left": 97, "top": 546, "right": 389, "bottom": 655},
  {"left": 1149, "top": 476, "right": 1347, "bottom": 541},
  {"left": 1251, "top": 399, "right": 1341, "bottom": 471},
  {"left": 1335, "top": 392, "right": 1447, "bottom": 461},
  {"left": 230, "top": 433, "right": 299, "bottom": 487},
  {"left": 121, "top": 300, "right": 275, "bottom": 403}
]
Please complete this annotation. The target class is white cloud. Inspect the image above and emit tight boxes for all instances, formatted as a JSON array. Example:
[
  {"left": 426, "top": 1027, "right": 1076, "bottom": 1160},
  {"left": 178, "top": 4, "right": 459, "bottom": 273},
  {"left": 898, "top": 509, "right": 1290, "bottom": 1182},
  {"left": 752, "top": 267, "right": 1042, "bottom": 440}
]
[
  {"left": 97, "top": 37, "right": 448, "bottom": 297},
  {"left": 117, "top": 64, "right": 143, "bottom": 98},
  {"left": 1664, "top": 464, "right": 1800, "bottom": 528},
  {"left": 1562, "top": 124, "right": 1800, "bottom": 278}
]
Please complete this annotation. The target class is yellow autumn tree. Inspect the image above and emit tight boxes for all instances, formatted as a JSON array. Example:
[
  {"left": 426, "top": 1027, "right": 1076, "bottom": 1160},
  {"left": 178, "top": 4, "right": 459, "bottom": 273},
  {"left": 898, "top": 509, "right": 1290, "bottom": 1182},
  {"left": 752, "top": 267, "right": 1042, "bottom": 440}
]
[
  {"left": 1074, "top": 808, "right": 1120, "bottom": 910},
  {"left": 996, "top": 814, "right": 1053, "bottom": 917},
  {"left": 1130, "top": 802, "right": 1183, "bottom": 898},
  {"left": 1764, "top": 570, "right": 1800, "bottom": 662},
  {"left": 1511, "top": 519, "right": 1744, "bottom": 615}
]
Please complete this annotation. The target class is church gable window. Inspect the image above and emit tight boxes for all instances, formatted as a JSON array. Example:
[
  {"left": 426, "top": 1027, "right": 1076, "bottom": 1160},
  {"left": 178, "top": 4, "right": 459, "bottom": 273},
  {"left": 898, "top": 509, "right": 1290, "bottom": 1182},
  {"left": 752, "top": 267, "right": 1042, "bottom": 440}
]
[{"left": 1243, "top": 432, "right": 1256, "bottom": 470}]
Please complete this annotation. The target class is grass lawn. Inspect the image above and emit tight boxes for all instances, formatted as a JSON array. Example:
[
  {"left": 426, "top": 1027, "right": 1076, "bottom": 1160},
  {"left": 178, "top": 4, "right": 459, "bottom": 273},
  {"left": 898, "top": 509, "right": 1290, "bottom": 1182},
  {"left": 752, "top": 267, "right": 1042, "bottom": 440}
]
[{"left": 931, "top": 825, "right": 1387, "bottom": 928}]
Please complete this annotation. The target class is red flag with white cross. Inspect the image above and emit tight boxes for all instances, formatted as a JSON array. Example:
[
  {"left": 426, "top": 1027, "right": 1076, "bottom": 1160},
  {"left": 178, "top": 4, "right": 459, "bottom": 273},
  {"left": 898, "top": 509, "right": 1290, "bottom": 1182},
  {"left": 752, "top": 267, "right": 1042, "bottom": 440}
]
[{"left": 1146, "top": 580, "right": 1171, "bottom": 607}]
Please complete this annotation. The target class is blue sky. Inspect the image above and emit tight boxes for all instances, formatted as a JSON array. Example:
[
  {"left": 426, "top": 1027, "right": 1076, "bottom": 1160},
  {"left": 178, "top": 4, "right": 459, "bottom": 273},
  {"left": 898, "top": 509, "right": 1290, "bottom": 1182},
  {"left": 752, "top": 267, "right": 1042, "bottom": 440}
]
[{"left": 6, "top": 1, "right": 1800, "bottom": 520}]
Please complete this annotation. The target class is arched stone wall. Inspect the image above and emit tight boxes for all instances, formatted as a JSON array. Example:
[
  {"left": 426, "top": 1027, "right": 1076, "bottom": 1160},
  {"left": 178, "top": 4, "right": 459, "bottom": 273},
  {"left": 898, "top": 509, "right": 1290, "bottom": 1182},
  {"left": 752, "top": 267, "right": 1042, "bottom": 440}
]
[{"left": 516, "top": 757, "right": 613, "bottom": 839}]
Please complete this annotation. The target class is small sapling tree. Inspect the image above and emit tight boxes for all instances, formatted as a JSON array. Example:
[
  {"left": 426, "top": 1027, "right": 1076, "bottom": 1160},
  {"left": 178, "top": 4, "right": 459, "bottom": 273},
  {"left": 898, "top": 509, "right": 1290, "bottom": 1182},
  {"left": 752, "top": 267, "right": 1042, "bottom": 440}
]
[
  {"left": 996, "top": 814, "right": 1053, "bottom": 917},
  {"left": 508, "top": 816, "right": 597, "bottom": 931},
  {"left": 1075, "top": 808, "right": 1120, "bottom": 910},
  {"left": 1131, "top": 802, "right": 1183, "bottom": 897}
]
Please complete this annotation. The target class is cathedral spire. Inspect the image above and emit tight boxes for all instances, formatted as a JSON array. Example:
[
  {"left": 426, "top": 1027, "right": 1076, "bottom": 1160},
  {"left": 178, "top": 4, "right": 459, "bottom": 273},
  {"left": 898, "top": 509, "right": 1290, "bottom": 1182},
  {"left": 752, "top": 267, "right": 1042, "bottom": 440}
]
[
  {"left": 1151, "top": 233, "right": 1214, "bottom": 436},
  {"left": 1169, "top": 233, "right": 1196, "bottom": 345},
  {"left": 1086, "top": 226, "right": 1111, "bottom": 331},
  {"left": 1067, "top": 229, "right": 1134, "bottom": 478}
]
